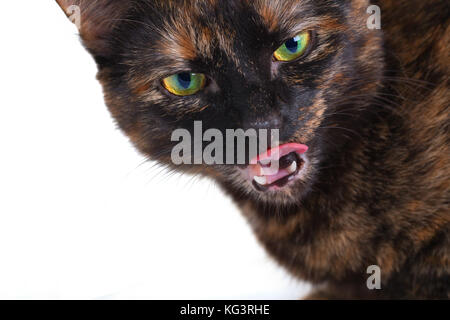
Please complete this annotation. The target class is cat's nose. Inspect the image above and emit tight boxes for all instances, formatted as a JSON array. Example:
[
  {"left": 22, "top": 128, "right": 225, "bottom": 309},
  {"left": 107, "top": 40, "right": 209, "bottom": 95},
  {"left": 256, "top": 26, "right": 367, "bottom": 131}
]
[{"left": 244, "top": 113, "right": 283, "bottom": 131}]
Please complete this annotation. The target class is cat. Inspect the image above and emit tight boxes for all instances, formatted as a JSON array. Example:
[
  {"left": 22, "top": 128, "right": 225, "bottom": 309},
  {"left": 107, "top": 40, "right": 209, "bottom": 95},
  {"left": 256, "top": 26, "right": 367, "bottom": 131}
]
[{"left": 56, "top": 0, "right": 449, "bottom": 299}]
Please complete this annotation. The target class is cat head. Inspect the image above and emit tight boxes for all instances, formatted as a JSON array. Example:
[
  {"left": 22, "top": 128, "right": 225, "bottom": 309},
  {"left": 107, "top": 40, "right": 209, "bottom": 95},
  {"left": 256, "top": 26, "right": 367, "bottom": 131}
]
[{"left": 57, "top": 0, "right": 384, "bottom": 205}]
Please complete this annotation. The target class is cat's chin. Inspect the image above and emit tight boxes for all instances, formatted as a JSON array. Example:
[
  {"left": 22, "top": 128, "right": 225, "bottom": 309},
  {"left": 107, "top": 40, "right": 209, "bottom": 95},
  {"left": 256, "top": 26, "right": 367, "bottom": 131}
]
[{"left": 237, "top": 165, "right": 312, "bottom": 206}]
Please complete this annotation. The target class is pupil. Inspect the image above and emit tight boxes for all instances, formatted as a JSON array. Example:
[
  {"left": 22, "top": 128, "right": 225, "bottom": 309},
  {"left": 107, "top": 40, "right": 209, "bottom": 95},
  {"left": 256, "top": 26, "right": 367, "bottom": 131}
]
[
  {"left": 285, "top": 38, "right": 299, "bottom": 53},
  {"left": 177, "top": 73, "right": 192, "bottom": 89}
]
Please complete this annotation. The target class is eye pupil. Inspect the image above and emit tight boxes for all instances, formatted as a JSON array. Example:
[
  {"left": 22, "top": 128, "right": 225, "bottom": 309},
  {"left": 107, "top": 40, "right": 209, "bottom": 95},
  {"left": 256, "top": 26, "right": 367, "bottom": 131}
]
[
  {"left": 285, "top": 37, "right": 299, "bottom": 53},
  {"left": 177, "top": 73, "right": 192, "bottom": 89}
]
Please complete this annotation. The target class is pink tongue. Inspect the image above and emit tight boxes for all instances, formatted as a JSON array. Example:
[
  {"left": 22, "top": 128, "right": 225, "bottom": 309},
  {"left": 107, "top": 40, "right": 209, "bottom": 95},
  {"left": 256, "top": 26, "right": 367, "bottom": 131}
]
[
  {"left": 247, "top": 143, "right": 308, "bottom": 185},
  {"left": 252, "top": 143, "right": 308, "bottom": 163}
]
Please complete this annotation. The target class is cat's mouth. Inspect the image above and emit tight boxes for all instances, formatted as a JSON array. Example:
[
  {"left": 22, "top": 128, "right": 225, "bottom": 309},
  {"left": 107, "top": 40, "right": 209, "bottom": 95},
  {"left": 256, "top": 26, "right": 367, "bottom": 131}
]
[{"left": 238, "top": 143, "right": 309, "bottom": 192}]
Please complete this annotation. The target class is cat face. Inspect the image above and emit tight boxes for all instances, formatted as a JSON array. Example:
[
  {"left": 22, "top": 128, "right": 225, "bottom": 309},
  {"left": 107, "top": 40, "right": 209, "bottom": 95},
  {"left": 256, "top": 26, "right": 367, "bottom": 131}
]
[{"left": 58, "top": 0, "right": 383, "bottom": 205}]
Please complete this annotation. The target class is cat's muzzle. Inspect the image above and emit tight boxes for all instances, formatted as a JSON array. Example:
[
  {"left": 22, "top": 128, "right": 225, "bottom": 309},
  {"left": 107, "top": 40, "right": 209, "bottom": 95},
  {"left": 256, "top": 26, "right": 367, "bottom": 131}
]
[{"left": 238, "top": 143, "right": 309, "bottom": 192}]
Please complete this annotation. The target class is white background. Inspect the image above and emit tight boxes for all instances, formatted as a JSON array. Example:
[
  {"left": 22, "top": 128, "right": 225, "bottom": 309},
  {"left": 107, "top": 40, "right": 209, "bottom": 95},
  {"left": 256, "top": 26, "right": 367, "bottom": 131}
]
[{"left": 0, "top": 2, "right": 309, "bottom": 299}]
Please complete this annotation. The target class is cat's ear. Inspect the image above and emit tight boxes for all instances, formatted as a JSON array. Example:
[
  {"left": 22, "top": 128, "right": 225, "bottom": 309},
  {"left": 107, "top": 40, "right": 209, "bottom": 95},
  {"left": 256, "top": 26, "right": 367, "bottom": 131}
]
[{"left": 56, "top": 0, "right": 130, "bottom": 56}]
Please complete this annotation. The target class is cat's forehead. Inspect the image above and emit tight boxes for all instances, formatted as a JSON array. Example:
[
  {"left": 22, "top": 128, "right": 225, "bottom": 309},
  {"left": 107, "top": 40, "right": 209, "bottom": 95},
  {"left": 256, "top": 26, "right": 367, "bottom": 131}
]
[
  {"left": 154, "top": 0, "right": 306, "bottom": 26},
  {"left": 149, "top": 0, "right": 317, "bottom": 62}
]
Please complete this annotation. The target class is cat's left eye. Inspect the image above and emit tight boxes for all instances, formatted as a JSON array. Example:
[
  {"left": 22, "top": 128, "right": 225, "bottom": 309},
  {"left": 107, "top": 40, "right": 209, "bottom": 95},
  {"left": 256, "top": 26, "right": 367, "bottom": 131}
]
[
  {"left": 162, "top": 73, "right": 206, "bottom": 96},
  {"left": 274, "top": 31, "right": 311, "bottom": 62}
]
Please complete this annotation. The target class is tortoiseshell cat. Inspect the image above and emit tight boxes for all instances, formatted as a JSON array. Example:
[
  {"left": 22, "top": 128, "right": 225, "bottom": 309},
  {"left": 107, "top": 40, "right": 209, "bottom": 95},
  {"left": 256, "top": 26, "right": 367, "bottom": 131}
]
[{"left": 56, "top": 0, "right": 449, "bottom": 299}]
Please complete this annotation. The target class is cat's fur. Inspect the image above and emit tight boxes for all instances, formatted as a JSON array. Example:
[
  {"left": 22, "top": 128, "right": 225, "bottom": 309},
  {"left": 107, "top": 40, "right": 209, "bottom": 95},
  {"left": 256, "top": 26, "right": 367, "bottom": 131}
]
[{"left": 56, "top": 0, "right": 449, "bottom": 299}]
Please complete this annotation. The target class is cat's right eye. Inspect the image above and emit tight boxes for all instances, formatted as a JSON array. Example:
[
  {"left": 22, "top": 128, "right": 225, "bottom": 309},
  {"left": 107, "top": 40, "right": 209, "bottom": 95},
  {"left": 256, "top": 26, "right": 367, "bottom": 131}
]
[
  {"left": 274, "top": 31, "right": 311, "bottom": 62},
  {"left": 162, "top": 73, "right": 206, "bottom": 96}
]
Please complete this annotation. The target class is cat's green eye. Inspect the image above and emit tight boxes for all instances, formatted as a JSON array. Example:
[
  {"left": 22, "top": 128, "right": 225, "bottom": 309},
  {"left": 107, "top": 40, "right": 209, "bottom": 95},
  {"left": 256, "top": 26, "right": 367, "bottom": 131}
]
[
  {"left": 162, "top": 73, "right": 206, "bottom": 96},
  {"left": 274, "top": 31, "right": 311, "bottom": 62}
]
